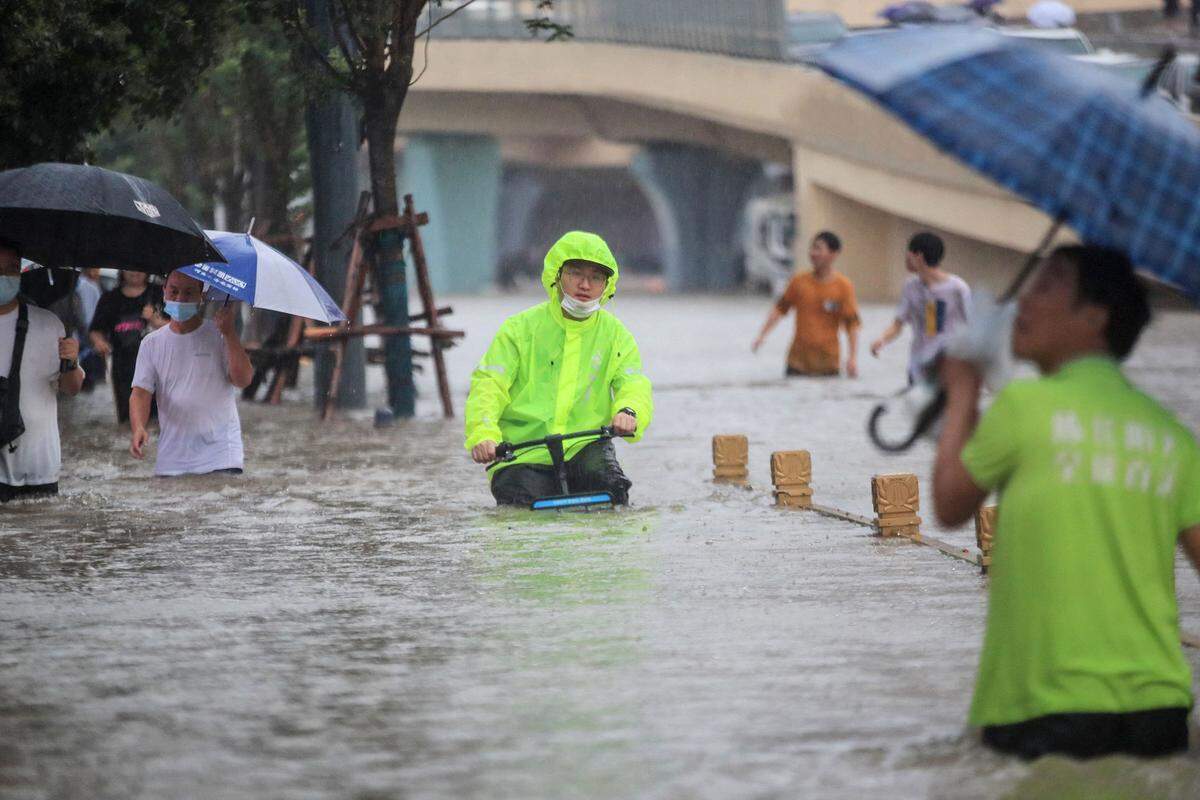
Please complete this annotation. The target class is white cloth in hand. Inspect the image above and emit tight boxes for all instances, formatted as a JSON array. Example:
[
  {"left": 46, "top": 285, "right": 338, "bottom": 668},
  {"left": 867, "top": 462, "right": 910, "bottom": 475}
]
[{"left": 943, "top": 290, "right": 1017, "bottom": 391}]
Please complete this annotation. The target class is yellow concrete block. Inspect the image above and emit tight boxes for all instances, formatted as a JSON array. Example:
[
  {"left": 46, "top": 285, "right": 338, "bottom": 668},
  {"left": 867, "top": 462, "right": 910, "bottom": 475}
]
[
  {"left": 871, "top": 473, "right": 922, "bottom": 539},
  {"left": 770, "top": 450, "right": 812, "bottom": 508},
  {"left": 712, "top": 434, "right": 749, "bottom": 485},
  {"left": 975, "top": 505, "right": 997, "bottom": 574}
]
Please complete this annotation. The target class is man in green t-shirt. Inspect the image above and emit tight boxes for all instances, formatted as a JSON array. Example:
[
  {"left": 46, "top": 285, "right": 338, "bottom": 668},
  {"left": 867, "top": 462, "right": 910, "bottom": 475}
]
[{"left": 934, "top": 245, "right": 1200, "bottom": 760}]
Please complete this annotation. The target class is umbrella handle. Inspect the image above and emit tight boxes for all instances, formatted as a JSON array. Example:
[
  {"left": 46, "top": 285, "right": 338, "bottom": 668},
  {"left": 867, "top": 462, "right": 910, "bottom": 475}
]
[
  {"left": 999, "top": 215, "right": 1065, "bottom": 302},
  {"left": 867, "top": 383, "right": 947, "bottom": 452},
  {"left": 1141, "top": 47, "right": 1176, "bottom": 99}
]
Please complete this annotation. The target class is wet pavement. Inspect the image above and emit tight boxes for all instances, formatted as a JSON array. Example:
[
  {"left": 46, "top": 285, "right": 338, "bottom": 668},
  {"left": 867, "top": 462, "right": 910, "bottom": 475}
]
[{"left": 2, "top": 293, "right": 1199, "bottom": 799}]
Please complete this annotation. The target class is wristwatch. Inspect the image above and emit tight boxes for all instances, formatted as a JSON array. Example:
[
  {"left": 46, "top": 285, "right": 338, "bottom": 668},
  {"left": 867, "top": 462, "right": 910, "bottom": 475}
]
[{"left": 618, "top": 407, "right": 637, "bottom": 418}]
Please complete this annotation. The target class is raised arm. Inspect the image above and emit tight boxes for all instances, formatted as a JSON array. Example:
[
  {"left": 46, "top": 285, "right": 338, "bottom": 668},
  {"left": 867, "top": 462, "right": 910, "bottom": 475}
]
[
  {"left": 933, "top": 357, "right": 988, "bottom": 526},
  {"left": 214, "top": 305, "right": 253, "bottom": 390}
]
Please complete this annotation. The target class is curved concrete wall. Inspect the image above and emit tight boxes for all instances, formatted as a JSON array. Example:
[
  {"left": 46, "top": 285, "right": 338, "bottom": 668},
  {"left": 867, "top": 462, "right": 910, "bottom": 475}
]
[
  {"left": 786, "top": 0, "right": 1160, "bottom": 28},
  {"left": 407, "top": 40, "right": 1067, "bottom": 299}
]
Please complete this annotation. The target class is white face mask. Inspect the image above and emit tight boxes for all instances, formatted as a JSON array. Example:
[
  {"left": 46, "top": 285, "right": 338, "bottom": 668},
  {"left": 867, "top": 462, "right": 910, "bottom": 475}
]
[{"left": 560, "top": 292, "right": 601, "bottom": 318}]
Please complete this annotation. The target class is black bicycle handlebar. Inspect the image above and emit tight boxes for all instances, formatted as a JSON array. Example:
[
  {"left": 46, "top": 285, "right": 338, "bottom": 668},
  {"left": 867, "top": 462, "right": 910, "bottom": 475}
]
[{"left": 490, "top": 426, "right": 631, "bottom": 467}]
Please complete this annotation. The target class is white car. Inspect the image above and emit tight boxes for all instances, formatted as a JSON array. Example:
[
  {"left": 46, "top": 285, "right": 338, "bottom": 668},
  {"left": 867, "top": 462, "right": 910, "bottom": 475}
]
[
  {"left": 741, "top": 193, "right": 796, "bottom": 295},
  {"left": 998, "top": 26, "right": 1095, "bottom": 56},
  {"left": 1153, "top": 53, "right": 1200, "bottom": 114}
]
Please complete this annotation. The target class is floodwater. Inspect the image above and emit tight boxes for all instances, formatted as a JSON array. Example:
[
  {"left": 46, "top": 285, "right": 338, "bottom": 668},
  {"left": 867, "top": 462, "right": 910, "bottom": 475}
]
[{"left": 2, "top": 294, "right": 1199, "bottom": 800}]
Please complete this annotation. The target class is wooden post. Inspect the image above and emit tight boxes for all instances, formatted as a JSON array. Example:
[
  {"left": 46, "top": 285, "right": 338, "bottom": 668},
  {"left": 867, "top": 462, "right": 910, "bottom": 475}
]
[
  {"left": 403, "top": 194, "right": 455, "bottom": 418},
  {"left": 712, "top": 435, "right": 749, "bottom": 485},
  {"left": 871, "top": 473, "right": 922, "bottom": 539},
  {"left": 321, "top": 192, "right": 373, "bottom": 421},
  {"left": 770, "top": 450, "right": 812, "bottom": 508},
  {"left": 311, "top": 192, "right": 462, "bottom": 422},
  {"left": 975, "top": 505, "right": 997, "bottom": 574}
]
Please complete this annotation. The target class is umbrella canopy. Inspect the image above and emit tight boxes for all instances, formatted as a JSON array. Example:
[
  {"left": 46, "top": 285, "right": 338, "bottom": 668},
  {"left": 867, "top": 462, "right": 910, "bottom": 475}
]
[
  {"left": 181, "top": 231, "right": 346, "bottom": 323},
  {"left": 0, "top": 162, "right": 224, "bottom": 274},
  {"left": 817, "top": 26, "right": 1200, "bottom": 304}
]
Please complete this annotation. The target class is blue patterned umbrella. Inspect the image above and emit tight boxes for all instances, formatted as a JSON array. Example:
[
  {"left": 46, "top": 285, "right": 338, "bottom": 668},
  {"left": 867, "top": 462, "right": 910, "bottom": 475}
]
[
  {"left": 183, "top": 231, "right": 346, "bottom": 323},
  {"left": 817, "top": 26, "right": 1200, "bottom": 304}
]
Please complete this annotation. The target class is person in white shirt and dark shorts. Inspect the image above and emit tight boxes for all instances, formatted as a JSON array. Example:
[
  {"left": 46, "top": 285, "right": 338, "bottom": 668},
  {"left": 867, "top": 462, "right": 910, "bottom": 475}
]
[
  {"left": 129, "top": 270, "right": 254, "bottom": 476},
  {"left": 0, "top": 239, "right": 84, "bottom": 502},
  {"left": 870, "top": 232, "right": 972, "bottom": 384}
]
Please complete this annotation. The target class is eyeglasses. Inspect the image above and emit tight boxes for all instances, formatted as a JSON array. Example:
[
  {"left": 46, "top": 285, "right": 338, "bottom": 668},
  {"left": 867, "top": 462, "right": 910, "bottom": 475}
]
[{"left": 561, "top": 266, "right": 609, "bottom": 285}]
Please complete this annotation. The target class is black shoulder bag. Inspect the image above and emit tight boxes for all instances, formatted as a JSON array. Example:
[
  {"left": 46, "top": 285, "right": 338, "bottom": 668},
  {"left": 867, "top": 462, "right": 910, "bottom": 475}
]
[{"left": 0, "top": 301, "right": 29, "bottom": 452}]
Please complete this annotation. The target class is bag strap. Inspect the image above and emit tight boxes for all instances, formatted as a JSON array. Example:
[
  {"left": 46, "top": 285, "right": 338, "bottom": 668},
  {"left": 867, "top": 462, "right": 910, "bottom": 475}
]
[
  {"left": 10, "top": 300, "right": 29, "bottom": 381},
  {"left": 2, "top": 301, "right": 29, "bottom": 451}
]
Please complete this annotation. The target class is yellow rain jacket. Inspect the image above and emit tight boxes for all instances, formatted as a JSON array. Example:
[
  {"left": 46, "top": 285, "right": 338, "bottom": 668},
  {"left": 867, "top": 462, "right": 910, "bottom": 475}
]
[{"left": 465, "top": 231, "right": 654, "bottom": 473}]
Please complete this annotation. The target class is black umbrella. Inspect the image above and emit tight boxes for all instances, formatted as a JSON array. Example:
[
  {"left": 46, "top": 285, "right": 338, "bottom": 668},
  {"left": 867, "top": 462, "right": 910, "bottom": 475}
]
[{"left": 0, "top": 163, "right": 224, "bottom": 274}]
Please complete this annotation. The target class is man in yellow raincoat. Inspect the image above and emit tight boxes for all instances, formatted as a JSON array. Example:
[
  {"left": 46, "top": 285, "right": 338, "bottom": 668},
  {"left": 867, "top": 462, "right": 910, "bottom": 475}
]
[{"left": 465, "top": 231, "right": 653, "bottom": 506}]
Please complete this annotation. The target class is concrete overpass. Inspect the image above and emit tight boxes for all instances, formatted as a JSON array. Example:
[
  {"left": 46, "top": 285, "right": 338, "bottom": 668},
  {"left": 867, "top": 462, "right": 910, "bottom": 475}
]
[
  {"left": 788, "top": 0, "right": 1161, "bottom": 28},
  {"left": 400, "top": 7, "right": 1066, "bottom": 300}
]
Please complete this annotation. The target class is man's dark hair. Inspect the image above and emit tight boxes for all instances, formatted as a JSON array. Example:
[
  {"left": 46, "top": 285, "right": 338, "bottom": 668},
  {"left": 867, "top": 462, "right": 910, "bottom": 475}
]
[
  {"left": 813, "top": 230, "right": 841, "bottom": 252},
  {"left": 1052, "top": 245, "right": 1151, "bottom": 360},
  {"left": 907, "top": 232, "right": 945, "bottom": 267},
  {"left": 0, "top": 237, "right": 21, "bottom": 257}
]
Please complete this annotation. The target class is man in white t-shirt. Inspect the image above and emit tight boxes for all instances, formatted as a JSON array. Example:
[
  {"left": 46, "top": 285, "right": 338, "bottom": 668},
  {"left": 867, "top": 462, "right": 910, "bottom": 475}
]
[
  {"left": 130, "top": 270, "right": 253, "bottom": 476},
  {"left": 0, "top": 239, "right": 84, "bottom": 502},
  {"left": 870, "top": 231, "right": 972, "bottom": 384}
]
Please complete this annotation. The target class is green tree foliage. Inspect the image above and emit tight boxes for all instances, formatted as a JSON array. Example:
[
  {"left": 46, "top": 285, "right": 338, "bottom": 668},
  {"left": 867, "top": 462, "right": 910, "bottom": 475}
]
[
  {"left": 271, "top": 0, "right": 570, "bottom": 217},
  {"left": 0, "top": 0, "right": 233, "bottom": 169},
  {"left": 92, "top": 17, "right": 310, "bottom": 248}
]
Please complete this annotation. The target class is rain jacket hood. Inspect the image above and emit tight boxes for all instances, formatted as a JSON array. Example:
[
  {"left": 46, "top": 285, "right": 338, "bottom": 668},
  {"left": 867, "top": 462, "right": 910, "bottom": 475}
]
[
  {"left": 465, "top": 232, "right": 653, "bottom": 475},
  {"left": 542, "top": 231, "right": 619, "bottom": 305}
]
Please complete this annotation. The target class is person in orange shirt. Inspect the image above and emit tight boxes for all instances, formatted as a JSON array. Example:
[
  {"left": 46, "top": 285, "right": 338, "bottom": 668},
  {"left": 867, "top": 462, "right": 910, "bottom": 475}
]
[{"left": 752, "top": 230, "right": 860, "bottom": 377}]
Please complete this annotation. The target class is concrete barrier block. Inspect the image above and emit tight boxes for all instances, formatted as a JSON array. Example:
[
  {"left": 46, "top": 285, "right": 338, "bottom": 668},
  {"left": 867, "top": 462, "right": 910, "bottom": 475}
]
[
  {"left": 975, "top": 505, "right": 997, "bottom": 574},
  {"left": 770, "top": 450, "right": 812, "bottom": 508},
  {"left": 712, "top": 434, "right": 749, "bottom": 485},
  {"left": 871, "top": 473, "right": 921, "bottom": 539}
]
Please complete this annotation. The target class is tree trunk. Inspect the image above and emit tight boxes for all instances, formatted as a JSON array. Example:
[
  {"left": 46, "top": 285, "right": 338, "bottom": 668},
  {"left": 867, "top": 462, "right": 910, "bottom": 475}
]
[
  {"left": 362, "top": 98, "right": 414, "bottom": 416},
  {"left": 363, "top": 101, "right": 402, "bottom": 218}
]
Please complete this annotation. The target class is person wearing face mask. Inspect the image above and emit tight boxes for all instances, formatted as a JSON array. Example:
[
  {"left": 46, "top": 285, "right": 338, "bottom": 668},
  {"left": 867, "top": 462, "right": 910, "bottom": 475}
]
[
  {"left": 465, "top": 231, "right": 654, "bottom": 506},
  {"left": 128, "top": 270, "right": 254, "bottom": 476},
  {"left": 89, "top": 269, "right": 165, "bottom": 422},
  {"left": 0, "top": 238, "right": 84, "bottom": 502}
]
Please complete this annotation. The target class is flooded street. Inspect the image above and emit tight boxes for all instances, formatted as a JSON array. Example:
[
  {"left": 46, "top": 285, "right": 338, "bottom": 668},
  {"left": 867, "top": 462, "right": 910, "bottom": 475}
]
[{"left": 3, "top": 294, "right": 1199, "bottom": 799}]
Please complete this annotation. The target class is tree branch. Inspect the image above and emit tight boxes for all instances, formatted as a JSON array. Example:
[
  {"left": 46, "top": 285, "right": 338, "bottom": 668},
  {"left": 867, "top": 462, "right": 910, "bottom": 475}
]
[
  {"left": 409, "top": 0, "right": 435, "bottom": 86},
  {"left": 327, "top": 0, "right": 364, "bottom": 81},
  {"left": 280, "top": 3, "right": 356, "bottom": 92},
  {"left": 414, "top": 0, "right": 480, "bottom": 39},
  {"left": 337, "top": 0, "right": 369, "bottom": 56}
]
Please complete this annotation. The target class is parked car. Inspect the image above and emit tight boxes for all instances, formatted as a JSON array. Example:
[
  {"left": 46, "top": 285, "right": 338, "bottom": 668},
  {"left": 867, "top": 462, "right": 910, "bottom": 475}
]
[
  {"left": 1073, "top": 50, "right": 1157, "bottom": 87},
  {"left": 998, "top": 26, "right": 1095, "bottom": 56},
  {"left": 1154, "top": 53, "right": 1200, "bottom": 114},
  {"left": 786, "top": 12, "right": 848, "bottom": 62},
  {"left": 741, "top": 193, "right": 795, "bottom": 295}
]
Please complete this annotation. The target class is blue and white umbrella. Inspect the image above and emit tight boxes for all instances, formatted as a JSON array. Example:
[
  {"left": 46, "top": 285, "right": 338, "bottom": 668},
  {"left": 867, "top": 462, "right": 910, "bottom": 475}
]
[
  {"left": 182, "top": 231, "right": 346, "bottom": 323},
  {"left": 817, "top": 26, "right": 1200, "bottom": 304}
]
